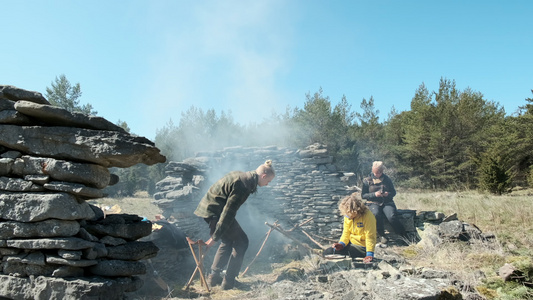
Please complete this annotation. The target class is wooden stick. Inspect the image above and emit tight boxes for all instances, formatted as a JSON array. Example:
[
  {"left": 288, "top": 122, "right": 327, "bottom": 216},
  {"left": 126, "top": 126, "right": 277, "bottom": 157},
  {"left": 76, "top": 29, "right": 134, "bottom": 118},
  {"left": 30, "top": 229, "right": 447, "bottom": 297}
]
[
  {"left": 265, "top": 222, "right": 314, "bottom": 252},
  {"left": 300, "top": 229, "right": 327, "bottom": 249},
  {"left": 241, "top": 227, "right": 274, "bottom": 277},
  {"left": 198, "top": 244, "right": 208, "bottom": 290},
  {"left": 288, "top": 218, "right": 313, "bottom": 232},
  {"left": 184, "top": 238, "right": 210, "bottom": 293},
  {"left": 304, "top": 229, "right": 337, "bottom": 244}
]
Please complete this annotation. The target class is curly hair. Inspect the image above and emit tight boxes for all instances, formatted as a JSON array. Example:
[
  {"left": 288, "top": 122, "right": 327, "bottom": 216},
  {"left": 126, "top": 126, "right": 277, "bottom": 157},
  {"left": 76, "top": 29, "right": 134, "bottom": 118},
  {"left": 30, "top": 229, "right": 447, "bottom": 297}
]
[{"left": 338, "top": 193, "right": 367, "bottom": 218}]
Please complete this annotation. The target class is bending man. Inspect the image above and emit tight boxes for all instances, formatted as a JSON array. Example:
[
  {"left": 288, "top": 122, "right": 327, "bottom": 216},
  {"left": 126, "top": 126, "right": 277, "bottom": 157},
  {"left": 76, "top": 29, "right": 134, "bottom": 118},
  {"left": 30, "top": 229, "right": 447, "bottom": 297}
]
[{"left": 194, "top": 160, "right": 275, "bottom": 290}]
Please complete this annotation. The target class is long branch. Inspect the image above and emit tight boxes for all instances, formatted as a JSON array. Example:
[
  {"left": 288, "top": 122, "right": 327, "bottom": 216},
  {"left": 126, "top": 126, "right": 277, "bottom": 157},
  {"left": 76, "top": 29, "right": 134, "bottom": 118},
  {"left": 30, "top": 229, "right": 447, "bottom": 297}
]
[
  {"left": 241, "top": 227, "right": 274, "bottom": 277},
  {"left": 265, "top": 222, "right": 314, "bottom": 252}
]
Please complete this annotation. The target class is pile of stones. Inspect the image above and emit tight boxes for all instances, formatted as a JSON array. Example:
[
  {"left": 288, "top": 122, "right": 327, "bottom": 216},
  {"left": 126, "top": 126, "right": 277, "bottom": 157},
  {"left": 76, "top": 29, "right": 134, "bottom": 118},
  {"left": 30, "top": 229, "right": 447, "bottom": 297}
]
[{"left": 0, "top": 85, "right": 166, "bottom": 300}]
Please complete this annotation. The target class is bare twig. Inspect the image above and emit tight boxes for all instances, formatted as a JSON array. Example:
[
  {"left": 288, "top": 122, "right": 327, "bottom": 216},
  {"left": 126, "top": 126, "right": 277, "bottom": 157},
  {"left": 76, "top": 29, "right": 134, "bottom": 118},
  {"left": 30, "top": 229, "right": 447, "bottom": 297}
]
[
  {"left": 265, "top": 222, "right": 315, "bottom": 252},
  {"left": 300, "top": 229, "right": 327, "bottom": 249},
  {"left": 305, "top": 230, "right": 337, "bottom": 244},
  {"left": 241, "top": 227, "right": 274, "bottom": 277},
  {"left": 288, "top": 218, "right": 314, "bottom": 232}
]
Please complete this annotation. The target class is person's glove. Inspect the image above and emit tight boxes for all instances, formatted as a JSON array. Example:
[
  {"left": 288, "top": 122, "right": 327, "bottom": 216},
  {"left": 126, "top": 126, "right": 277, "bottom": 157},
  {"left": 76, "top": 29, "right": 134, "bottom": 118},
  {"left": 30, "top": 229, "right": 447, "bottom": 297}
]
[{"left": 333, "top": 243, "right": 344, "bottom": 251}]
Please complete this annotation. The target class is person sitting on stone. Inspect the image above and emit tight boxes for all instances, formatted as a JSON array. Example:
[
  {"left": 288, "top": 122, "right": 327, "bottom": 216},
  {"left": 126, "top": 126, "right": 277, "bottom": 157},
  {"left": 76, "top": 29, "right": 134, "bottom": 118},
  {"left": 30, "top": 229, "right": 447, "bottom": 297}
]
[
  {"left": 361, "top": 160, "right": 406, "bottom": 244},
  {"left": 323, "top": 193, "right": 376, "bottom": 263},
  {"left": 194, "top": 160, "right": 276, "bottom": 290}
]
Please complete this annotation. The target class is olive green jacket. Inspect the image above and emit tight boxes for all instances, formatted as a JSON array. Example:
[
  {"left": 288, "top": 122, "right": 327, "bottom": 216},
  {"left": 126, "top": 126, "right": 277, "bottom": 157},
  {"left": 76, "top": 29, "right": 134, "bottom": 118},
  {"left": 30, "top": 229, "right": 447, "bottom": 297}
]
[{"left": 194, "top": 170, "right": 258, "bottom": 241}]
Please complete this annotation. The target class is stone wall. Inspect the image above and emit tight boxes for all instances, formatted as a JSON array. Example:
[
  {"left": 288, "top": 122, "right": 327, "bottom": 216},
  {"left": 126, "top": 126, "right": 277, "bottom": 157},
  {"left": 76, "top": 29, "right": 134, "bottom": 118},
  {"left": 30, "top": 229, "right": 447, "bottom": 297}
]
[
  {"left": 0, "top": 85, "right": 166, "bottom": 300},
  {"left": 153, "top": 143, "right": 419, "bottom": 246}
]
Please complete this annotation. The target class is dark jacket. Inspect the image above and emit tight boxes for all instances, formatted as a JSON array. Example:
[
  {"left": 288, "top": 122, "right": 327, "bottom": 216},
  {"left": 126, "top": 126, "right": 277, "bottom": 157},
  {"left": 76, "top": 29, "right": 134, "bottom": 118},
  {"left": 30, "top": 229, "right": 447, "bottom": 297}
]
[
  {"left": 194, "top": 170, "right": 258, "bottom": 241},
  {"left": 361, "top": 173, "right": 396, "bottom": 204}
]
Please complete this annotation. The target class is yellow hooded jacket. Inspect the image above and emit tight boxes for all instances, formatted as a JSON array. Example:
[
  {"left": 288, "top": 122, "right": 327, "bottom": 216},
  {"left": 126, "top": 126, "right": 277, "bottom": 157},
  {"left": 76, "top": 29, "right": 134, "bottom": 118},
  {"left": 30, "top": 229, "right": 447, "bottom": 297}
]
[{"left": 339, "top": 210, "right": 377, "bottom": 254}]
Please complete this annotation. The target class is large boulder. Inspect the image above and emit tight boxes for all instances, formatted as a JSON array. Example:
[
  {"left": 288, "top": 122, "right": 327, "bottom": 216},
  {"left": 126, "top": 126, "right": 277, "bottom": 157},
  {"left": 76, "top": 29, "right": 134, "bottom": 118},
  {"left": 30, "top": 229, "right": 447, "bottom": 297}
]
[
  {"left": 0, "top": 85, "right": 49, "bottom": 104},
  {"left": 14, "top": 100, "right": 127, "bottom": 133},
  {"left": 0, "top": 192, "right": 95, "bottom": 222},
  {"left": 0, "top": 274, "right": 142, "bottom": 300},
  {"left": 0, "top": 125, "right": 166, "bottom": 168},
  {"left": 11, "top": 156, "right": 110, "bottom": 189}
]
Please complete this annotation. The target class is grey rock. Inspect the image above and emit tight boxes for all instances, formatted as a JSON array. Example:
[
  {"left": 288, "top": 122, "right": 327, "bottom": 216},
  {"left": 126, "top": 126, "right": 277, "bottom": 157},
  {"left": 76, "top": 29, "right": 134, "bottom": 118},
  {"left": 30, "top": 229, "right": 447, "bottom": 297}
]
[
  {"left": 12, "top": 155, "right": 110, "bottom": 189},
  {"left": 0, "top": 274, "right": 143, "bottom": 300},
  {"left": 46, "top": 255, "right": 98, "bottom": 267},
  {"left": 0, "top": 192, "right": 95, "bottom": 222},
  {"left": 57, "top": 249, "right": 82, "bottom": 260},
  {"left": 106, "top": 241, "right": 159, "bottom": 261},
  {"left": 100, "top": 235, "right": 127, "bottom": 246},
  {"left": 82, "top": 243, "right": 108, "bottom": 260},
  {"left": 1, "top": 150, "right": 22, "bottom": 158},
  {"left": 52, "top": 266, "right": 85, "bottom": 278},
  {"left": 87, "top": 204, "right": 105, "bottom": 221},
  {"left": 0, "top": 85, "right": 49, "bottom": 104},
  {"left": 109, "top": 173, "right": 119, "bottom": 186},
  {"left": 0, "top": 125, "right": 166, "bottom": 168},
  {"left": 24, "top": 174, "right": 50, "bottom": 185},
  {"left": 0, "top": 219, "right": 80, "bottom": 239},
  {"left": 14, "top": 100, "right": 127, "bottom": 133},
  {"left": 18, "top": 251, "right": 46, "bottom": 266},
  {"left": 83, "top": 215, "right": 152, "bottom": 240},
  {"left": 0, "top": 98, "right": 16, "bottom": 110},
  {"left": 88, "top": 259, "right": 146, "bottom": 277},
  {"left": 0, "top": 248, "right": 20, "bottom": 256},
  {"left": 0, "top": 176, "right": 45, "bottom": 192},
  {"left": 44, "top": 181, "right": 104, "bottom": 199},
  {"left": 417, "top": 224, "right": 443, "bottom": 248},
  {"left": 420, "top": 268, "right": 453, "bottom": 279},
  {"left": 0, "top": 109, "right": 33, "bottom": 125},
  {"left": 7, "top": 237, "right": 96, "bottom": 250},
  {"left": 77, "top": 227, "right": 99, "bottom": 242},
  {"left": 0, "top": 158, "right": 14, "bottom": 176},
  {"left": 2, "top": 260, "right": 59, "bottom": 277},
  {"left": 439, "top": 220, "right": 464, "bottom": 239}
]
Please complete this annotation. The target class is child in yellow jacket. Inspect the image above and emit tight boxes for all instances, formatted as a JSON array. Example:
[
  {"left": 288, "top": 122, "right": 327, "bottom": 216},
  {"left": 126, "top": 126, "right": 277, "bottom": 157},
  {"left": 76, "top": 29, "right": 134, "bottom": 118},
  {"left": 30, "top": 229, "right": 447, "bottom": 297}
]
[{"left": 323, "top": 193, "right": 377, "bottom": 263}]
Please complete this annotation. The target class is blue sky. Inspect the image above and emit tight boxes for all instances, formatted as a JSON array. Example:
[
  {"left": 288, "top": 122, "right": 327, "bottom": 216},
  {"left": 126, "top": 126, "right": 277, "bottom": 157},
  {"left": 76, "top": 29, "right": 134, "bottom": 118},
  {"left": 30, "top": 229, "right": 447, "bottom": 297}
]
[{"left": 2, "top": 1, "right": 532, "bottom": 141}]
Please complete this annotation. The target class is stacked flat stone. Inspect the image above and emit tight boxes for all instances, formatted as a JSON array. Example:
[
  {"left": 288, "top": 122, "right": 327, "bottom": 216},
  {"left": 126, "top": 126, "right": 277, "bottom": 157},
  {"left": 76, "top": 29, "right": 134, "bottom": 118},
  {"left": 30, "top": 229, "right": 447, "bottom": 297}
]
[
  {"left": 0, "top": 85, "right": 166, "bottom": 300},
  {"left": 153, "top": 143, "right": 352, "bottom": 242},
  {"left": 153, "top": 143, "right": 421, "bottom": 245}
]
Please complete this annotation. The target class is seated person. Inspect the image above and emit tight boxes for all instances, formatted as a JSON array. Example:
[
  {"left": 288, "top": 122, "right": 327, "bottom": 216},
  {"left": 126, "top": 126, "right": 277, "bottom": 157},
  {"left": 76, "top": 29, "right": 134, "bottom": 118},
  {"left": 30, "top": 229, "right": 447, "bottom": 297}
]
[{"left": 323, "top": 193, "right": 377, "bottom": 263}]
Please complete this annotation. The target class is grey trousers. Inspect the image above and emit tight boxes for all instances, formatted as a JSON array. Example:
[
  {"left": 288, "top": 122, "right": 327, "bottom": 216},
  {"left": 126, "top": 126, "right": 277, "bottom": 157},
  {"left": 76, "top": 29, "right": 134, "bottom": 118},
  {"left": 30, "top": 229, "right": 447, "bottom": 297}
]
[
  {"left": 366, "top": 201, "right": 406, "bottom": 237},
  {"left": 207, "top": 218, "right": 249, "bottom": 279}
]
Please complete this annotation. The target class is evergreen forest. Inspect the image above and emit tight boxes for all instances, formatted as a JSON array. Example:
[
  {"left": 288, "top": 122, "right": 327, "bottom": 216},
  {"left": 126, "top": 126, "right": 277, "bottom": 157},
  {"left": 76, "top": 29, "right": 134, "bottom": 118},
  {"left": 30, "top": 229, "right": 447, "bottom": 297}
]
[{"left": 45, "top": 75, "right": 533, "bottom": 196}]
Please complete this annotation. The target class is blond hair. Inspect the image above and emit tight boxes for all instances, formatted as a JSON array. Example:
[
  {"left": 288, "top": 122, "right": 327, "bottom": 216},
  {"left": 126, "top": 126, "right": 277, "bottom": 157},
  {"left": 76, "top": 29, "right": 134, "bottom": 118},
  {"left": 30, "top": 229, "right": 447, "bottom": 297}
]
[
  {"left": 338, "top": 193, "right": 367, "bottom": 218},
  {"left": 256, "top": 160, "right": 275, "bottom": 177},
  {"left": 372, "top": 161, "right": 385, "bottom": 172}
]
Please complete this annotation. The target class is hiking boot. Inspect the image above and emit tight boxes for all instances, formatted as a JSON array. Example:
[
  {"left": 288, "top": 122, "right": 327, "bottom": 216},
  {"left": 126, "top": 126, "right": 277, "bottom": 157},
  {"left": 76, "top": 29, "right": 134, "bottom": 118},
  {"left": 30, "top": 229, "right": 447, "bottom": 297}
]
[
  {"left": 207, "top": 272, "right": 223, "bottom": 287},
  {"left": 221, "top": 276, "right": 235, "bottom": 290},
  {"left": 221, "top": 276, "right": 245, "bottom": 290}
]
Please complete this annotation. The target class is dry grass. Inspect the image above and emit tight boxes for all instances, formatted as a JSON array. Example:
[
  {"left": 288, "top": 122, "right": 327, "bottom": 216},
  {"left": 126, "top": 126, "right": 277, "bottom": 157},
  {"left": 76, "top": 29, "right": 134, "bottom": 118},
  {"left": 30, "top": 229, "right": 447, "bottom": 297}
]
[
  {"left": 394, "top": 188, "right": 533, "bottom": 299},
  {"left": 395, "top": 188, "right": 533, "bottom": 254},
  {"left": 95, "top": 189, "right": 533, "bottom": 299}
]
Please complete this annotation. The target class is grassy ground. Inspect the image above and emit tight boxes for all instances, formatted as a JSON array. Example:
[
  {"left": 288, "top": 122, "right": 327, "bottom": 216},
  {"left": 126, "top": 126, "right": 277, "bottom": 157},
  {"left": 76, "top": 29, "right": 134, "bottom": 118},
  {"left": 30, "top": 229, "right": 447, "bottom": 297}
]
[
  {"left": 92, "top": 189, "right": 533, "bottom": 299},
  {"left": 394, "top": 188, "right": 533, "bottom": 256},
  {"left": 394, "top": 188, "right": 533, "bottom": 299}
]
